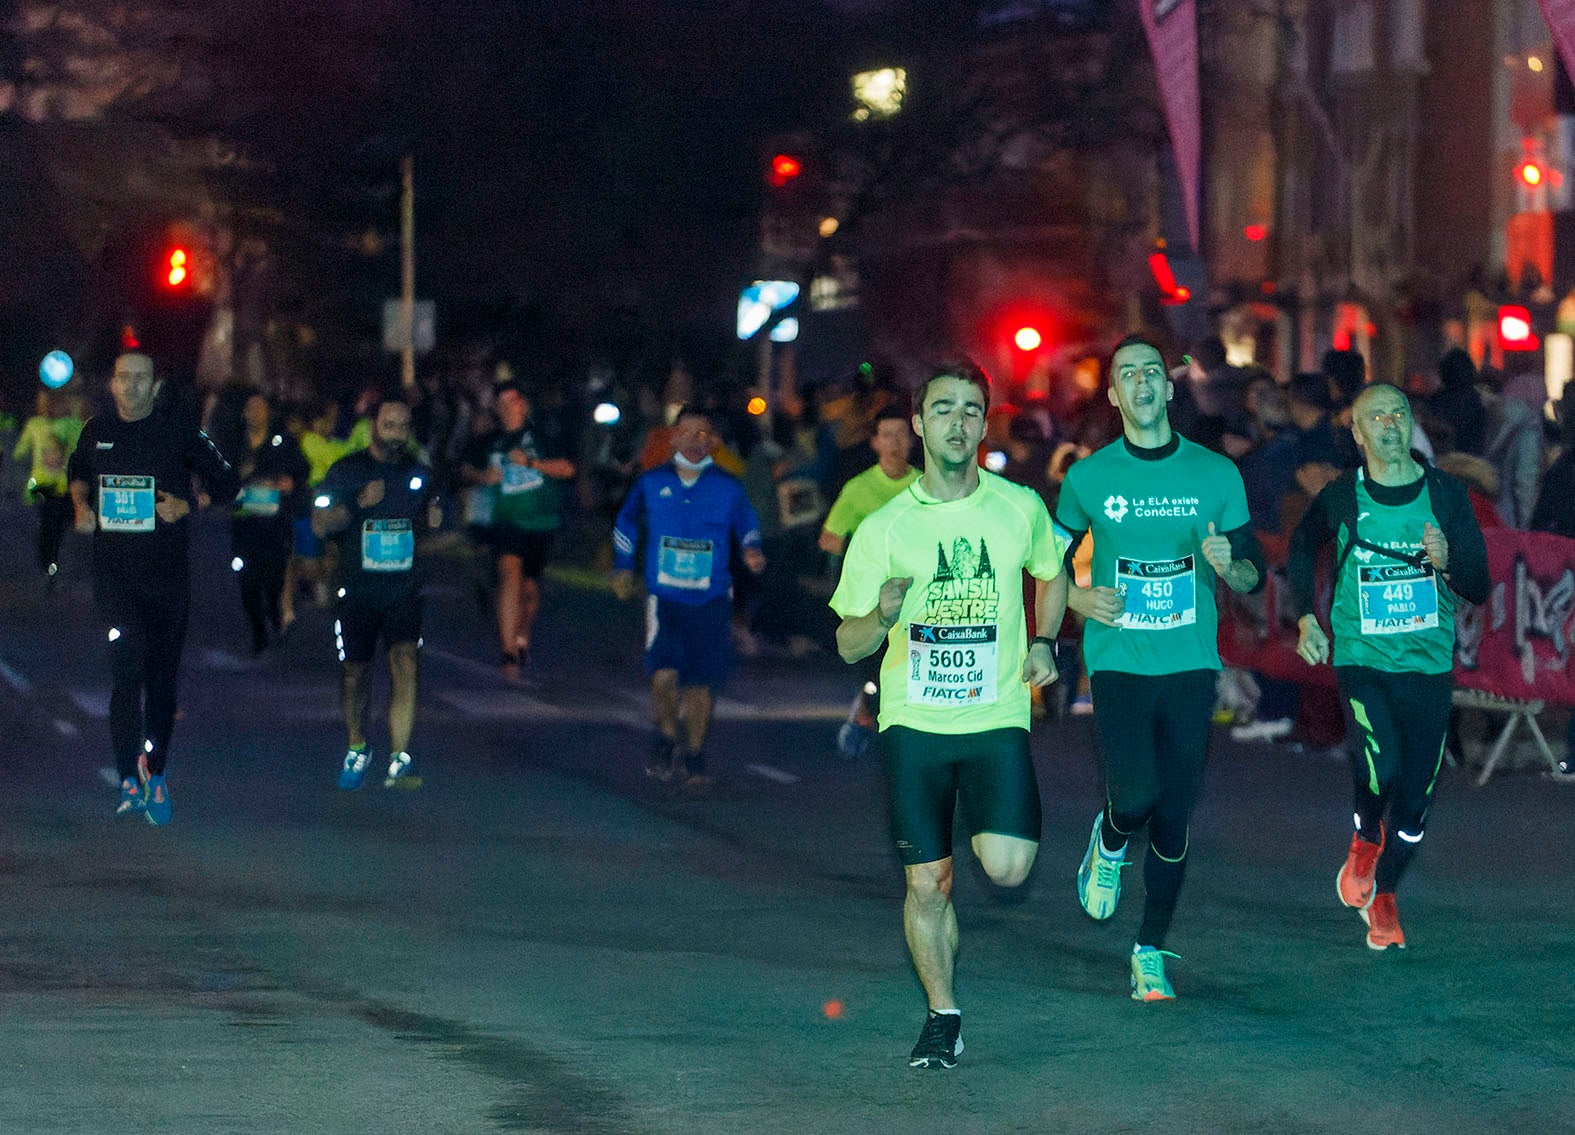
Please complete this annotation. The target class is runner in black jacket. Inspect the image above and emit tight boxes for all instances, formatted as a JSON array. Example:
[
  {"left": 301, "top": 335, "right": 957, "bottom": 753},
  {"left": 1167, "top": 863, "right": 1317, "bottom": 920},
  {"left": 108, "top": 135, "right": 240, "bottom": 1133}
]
[{"left": 67, "top": 352, "right": 239, "bottom": 825}]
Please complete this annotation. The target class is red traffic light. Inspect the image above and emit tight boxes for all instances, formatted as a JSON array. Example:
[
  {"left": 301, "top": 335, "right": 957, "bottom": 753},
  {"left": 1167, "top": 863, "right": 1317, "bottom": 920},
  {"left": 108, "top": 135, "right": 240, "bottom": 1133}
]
[
  {"left": 1499, "top": 305, "right": 1539, "bottom": 350},
  {"left": 1243, "top": 223, "right": 1267, "bottom": 242},
  {"left": 767, "top": 153, "right": 802, "bottom": 187},
  {"left": 1148, "top": 251, "right": 1190, "bottom": 305},
  {"left": 165, "top": 247, "right": 189, "bottom": 287}
]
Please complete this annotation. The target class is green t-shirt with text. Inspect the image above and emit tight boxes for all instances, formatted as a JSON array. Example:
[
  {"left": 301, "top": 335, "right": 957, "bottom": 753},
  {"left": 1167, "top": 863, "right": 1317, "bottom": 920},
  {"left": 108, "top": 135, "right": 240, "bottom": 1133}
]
[
  {"left": 830, "top": 471, "right": 1064, "bottom": 735},
  {"left": 1056, "top": 435, "right": 1250, "bottom": 676}
]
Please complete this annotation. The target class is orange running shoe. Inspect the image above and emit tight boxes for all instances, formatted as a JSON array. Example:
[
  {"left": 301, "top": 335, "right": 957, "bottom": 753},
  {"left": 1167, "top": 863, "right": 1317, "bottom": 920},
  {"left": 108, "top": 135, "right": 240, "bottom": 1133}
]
[
  {"left": 1360, "top": 892, "right": 1406, "bottom": 950},
  {"left": 1336, "top": 825, "right": 1384, "bottom": 910}
]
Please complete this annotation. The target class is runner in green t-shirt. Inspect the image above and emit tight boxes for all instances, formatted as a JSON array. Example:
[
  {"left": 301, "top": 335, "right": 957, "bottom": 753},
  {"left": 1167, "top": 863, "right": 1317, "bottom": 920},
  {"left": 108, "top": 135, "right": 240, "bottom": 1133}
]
[
  {"left": 820, "top": 406, "right": 918, "bottom": 755},
  {"left": 831, "top": 361, "right": 1066, "bottom": 1070},
  {"left": 1289, "top": 382, "right": 1488, "bottom": 951},
  {"left": 1055, "top": 334, "right": 1264, "bottom": 1003}
]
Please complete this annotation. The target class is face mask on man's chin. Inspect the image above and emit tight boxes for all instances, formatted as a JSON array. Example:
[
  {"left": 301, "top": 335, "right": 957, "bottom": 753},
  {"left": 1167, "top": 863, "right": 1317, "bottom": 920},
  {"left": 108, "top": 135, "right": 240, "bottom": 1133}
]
[{"left": 674, "top": 452, "right": 713, "bottom": 473}]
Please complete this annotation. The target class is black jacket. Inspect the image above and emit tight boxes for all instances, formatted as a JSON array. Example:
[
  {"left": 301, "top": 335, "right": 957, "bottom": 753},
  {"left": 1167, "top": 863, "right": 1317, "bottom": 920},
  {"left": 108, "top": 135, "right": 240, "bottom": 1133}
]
[{"left": 1288, "top": 462, "right": 1490, "bottom": 619}]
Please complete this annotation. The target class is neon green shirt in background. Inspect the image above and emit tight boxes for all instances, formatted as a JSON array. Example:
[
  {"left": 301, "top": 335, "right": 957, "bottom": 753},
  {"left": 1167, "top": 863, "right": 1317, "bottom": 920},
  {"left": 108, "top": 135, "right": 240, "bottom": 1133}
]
[
  {"left": 13, "top": 414, "right": 84, "bottom": 495},
  {"left": 823, "top": 463, "right": 919, "bottom": 539},
  {"left": 299, "top": 431, "right": 349, "bottom": 486},
  {"left": 831, "top": 470, "right": 1064, "bottom": 735},
  {"left": 1056, "top": 435, "right": 1250, "bottom": 677}
]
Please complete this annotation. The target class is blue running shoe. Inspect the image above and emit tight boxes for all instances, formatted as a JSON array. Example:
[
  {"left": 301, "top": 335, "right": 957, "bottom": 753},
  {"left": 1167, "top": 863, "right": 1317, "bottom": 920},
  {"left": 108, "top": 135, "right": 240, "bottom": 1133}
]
[
  {"left": 144, "top": 775, "right": 172, "bottom": 826},
  {"left": 339, "top": 746, "right": 370, "bottom": 790},
  {"left": 115, "top": 777, "right": 146, "bottom": 816}
]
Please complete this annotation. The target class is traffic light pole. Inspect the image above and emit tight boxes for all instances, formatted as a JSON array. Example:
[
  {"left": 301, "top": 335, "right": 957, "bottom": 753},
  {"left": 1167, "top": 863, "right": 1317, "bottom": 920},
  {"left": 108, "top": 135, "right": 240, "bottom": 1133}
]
[{"left": 400, "top": 153, "right": 416, "bottom": 393}]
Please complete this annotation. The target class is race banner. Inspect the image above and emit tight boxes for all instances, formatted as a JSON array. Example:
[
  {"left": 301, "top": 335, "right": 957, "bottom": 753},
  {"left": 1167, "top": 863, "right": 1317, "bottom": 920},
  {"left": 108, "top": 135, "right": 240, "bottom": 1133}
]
[
  {"left": 1219, "top": 529, "right": 1575, "bottom": 706},
  {"left": 1538, "top": 0, "right": 1575, "bottom": 89},
  {"left": 1455, "top": 528, "right": 1575, "bottom": 704},
  {"left": 1140, "top": 0, "right": 1201, "bottom": 253}
]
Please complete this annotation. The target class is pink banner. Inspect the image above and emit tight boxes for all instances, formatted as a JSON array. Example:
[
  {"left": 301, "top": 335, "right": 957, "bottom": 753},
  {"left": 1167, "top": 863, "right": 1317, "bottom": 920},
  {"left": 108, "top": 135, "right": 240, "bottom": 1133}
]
[
  {"left": 1219, "top": 529, "right": 1575, "bottom": 705},
  {"left": 1140, "top": 0, "right": 1201, "bottom": 253},
  {"left": 1456, "top": 528, "right": 1575, "bottom": 704},
  {"left": 1538, "top": 0, "right": 1575, "bottom": 89}
]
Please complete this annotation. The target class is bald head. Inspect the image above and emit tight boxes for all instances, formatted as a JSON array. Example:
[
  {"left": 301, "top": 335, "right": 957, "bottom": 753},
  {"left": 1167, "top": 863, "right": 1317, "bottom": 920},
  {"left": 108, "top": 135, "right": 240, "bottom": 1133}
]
[{"left": 1351, "top": 383, "right": 1413, "bottom": 468}]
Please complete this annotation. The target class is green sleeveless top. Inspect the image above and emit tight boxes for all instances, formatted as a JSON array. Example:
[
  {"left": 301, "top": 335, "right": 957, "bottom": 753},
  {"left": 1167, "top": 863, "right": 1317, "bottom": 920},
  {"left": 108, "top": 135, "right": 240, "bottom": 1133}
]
[{"left": 1330, "top": 468, "right": 1456, "bottom": 674}]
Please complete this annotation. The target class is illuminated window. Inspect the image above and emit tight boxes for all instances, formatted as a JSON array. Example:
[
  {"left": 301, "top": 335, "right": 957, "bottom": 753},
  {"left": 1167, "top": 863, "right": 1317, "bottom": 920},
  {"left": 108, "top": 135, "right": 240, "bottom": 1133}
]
[{"left": 852, "top": 68, "right": 906, "bottom": 121}]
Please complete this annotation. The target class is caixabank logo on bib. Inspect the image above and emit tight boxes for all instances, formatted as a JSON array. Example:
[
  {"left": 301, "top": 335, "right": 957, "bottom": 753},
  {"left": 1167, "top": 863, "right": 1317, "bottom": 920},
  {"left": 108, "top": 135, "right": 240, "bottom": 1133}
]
[{"left": 923, "top": 537, "right": 999, "bottom": 623}]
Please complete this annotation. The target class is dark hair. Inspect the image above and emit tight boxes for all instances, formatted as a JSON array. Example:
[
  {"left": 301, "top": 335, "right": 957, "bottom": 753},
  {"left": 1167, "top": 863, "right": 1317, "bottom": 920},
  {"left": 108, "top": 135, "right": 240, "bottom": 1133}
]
[
  {"left": 673, "top": 402, "right": 711, "bottom": 426},
  {"left": 1288, "top": 371, "right": 1332, "bottom": 411},
  {"left": 873, "top": 404, "right": 911, "bottom": 427},
  {"left": 1321, "top": 348, "right": 1366, "bottom": 402},
  {"left": 1193, "top": 335, "right": 1228, "bottom": 371},
  {"left": 1110, "top": 333, "right": 1168, "bottom": 371},
  {"left": 1438, "top": 348, "right": 1476, "bottom": 391},
  {"left": 914, "top": 359, "right": 991, "bottom": 415}
]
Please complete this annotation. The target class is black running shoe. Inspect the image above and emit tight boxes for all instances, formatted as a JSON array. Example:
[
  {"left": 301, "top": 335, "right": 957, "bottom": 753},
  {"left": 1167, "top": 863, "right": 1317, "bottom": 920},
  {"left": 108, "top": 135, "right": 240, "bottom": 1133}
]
[
  {"left": 909, "top": 1010, "right": 963, "bottom": 1069},
  {"left": 645, "top": 737, "right": 676, "bottom": 781}
]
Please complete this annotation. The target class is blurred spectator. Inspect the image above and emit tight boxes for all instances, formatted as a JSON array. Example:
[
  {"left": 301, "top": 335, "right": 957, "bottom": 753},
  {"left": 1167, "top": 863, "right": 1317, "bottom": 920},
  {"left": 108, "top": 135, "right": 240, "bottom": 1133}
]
[
  {"left": 1429, "top": 348, "right": 1485, "bottom": 456},
  {"left": 997, "top": 413, "right": 1055, "bottom": 507},
  {"left": 1287, "top": 371, "right": 1345, "bottom": 499},
  {"left": 1236, "top": 374, "right": 1301, "bottom": 544},
  {"left": 1434, "top": 451, "right": 1505, "bottom": 531},
  {"left": 1482, "top": 362, "right": 1545, "bottom": 527},
  {"left": 1530, "top": 398, "right": 1575, "bottom": 538}
]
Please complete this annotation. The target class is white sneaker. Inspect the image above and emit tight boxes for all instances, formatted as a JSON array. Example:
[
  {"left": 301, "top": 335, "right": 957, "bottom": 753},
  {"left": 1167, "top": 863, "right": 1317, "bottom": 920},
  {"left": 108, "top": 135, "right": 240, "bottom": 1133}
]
[
  {"left": 1229, "top": 717, "right": 1293, "bottom": 743},
  {"left": 384, "top": 751, "right": 412, "bottom": 787}
]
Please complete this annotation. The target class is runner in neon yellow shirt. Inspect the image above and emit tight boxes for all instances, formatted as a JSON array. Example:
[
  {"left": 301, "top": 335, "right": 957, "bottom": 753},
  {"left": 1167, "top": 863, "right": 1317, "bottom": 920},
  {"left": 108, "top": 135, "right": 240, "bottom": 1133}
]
[
  {"left": 821, "top": 406, "right": 918, "bottom": 754},
  {"left": 832, "top": 360, "right": 1066, "bottom": 1070}
]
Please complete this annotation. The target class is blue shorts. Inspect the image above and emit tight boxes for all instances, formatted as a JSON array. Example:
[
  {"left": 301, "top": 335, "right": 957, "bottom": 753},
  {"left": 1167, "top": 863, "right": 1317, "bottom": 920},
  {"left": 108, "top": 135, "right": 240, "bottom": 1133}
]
[
  {"left": 645, "top": 594, "right": 732, "bottom": 690},
  {"left": 293, "top": 516, "right": 322, "bottom": 558}
]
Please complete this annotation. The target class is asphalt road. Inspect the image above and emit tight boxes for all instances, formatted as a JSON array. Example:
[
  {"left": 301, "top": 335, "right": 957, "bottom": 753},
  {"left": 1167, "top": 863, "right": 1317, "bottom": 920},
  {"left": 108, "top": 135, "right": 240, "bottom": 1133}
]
[{"left": 0, "top": 501, "right": 1571, "bottom": 1134}]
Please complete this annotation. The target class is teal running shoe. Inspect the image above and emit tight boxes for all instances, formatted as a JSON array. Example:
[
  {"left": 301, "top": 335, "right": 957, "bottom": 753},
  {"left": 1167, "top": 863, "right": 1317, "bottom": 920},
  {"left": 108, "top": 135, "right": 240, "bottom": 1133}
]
[
  {"left": 1076, "top": 811, "right": 1127, "bottom": 920},
  {"left": 1130, "top": 945, "right": 1179, "bottom": 1002}
]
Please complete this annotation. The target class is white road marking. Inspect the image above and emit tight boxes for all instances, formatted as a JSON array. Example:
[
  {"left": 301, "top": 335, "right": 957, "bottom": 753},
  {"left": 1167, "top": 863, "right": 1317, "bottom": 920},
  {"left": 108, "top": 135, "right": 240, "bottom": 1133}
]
[
  {"left": 70, "top": 690, "right": 110, "bottom": 719},
  {"left": 0, "top": 655, "right": 32, "bottom": 694},
  {"left": 745, "top": 763, "right": 800, "bottom": 785}
]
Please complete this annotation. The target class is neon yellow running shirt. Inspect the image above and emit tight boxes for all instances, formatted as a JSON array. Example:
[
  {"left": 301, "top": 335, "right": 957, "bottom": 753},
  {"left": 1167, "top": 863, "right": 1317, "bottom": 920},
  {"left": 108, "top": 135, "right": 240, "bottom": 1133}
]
[
  {"left": 823, "top": 463, "right": 919, "bottom": 539},
  {"left": 831, "top": 470, "right": 1064, "bottom": 735}
]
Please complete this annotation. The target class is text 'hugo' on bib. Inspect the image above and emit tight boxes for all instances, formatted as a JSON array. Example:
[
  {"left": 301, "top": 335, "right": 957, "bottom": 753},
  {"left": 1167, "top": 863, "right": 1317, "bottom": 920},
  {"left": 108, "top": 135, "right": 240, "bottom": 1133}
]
[
  {"left": 1357, "top": 562, "right": 1438, "bottom": 635},
  {"left": 656, "top": 535, "right": 714, "bottom": 590},
  {"left": 98, "top": 474, "right": 156, "bottom": 532},
  {"left": 236, "top": 482, "right": 281, "bottom": 517},
  {"left": 907, "top": 622, "right": 998, "bottom": 707},
  {"left": 362, "top": 518, "right": 415, "bottom": 572},
  {"left": 1116, "top": 554, "right": 1197, "bottom": 629}
]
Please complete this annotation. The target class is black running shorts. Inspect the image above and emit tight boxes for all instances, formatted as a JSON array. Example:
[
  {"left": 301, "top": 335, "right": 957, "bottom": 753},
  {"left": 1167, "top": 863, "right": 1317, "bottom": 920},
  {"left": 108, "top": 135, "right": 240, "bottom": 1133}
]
[
  {"left": 336, "top": 587, "right": 423, "bottom": 665},
  {"left": 879, "top": 725, "right": 1041, "bottom": 866}
]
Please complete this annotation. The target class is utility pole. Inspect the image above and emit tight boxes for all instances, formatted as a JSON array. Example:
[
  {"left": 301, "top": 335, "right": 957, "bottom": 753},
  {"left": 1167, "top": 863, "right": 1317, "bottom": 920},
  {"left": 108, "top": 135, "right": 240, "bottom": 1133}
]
[{"left": 400, "top": 153, "right": 416, "bottom": 393}]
